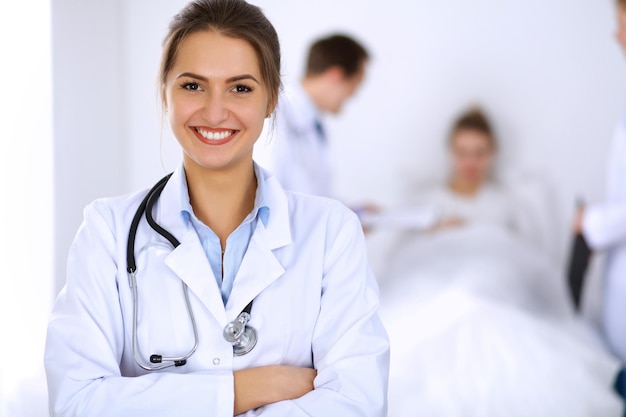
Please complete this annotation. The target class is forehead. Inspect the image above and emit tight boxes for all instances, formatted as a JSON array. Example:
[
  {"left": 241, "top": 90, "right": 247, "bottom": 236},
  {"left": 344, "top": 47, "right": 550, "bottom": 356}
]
[
  {"left": 170, "top": 31, "right": 261, "bottom": 79},
  {"left": 452, "top": 129, "right": 492, "bottom": 147}
]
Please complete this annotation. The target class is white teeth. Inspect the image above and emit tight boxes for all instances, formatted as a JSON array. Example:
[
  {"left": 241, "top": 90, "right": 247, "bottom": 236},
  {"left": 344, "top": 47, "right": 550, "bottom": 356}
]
[{"left": 196, "top": 129, "right": 234, "bottom": 141}]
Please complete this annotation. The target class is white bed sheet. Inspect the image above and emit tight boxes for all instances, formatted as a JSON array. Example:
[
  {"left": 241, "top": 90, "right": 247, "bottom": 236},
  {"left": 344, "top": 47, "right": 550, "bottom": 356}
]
[{"left": 378, "top": 224, "right": 624, "bottom": 417}]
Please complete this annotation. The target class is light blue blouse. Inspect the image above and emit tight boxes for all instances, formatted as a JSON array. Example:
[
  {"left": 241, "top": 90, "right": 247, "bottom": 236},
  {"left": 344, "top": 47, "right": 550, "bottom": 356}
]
[{"left": 179, "top": 164, "right": 270, "bottom": 304}]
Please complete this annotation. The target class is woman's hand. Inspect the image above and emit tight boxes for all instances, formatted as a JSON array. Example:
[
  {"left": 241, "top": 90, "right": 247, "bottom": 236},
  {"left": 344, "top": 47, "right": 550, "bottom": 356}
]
[{"left": 234, "top": 365, "right": 316, "bottom": 415}]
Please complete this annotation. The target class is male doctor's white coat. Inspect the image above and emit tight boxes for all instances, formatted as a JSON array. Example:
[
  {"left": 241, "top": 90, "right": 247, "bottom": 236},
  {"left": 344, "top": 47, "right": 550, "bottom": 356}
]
[
  {"left": 254, "top": 84, "right": 333, "bottom": 198},
  {"left": 583, "top": 112, "right": 626, "bottom": 365},
  {"left": 45, "top": 165, "right": 390, "bottom": 417}
]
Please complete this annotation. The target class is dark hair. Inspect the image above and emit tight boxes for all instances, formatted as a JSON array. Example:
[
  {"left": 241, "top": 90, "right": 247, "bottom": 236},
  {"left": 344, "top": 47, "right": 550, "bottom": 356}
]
[
  {"left": 159, "top": 0, "right": 281, "bottom": 113},
  {"left": 449, "top": 106, "right": 497, "bottom": 149},
  {"left": 619, "top": 0, "right": 626, "bottom": 9},
  {"left": 305, "top": 34, "right": 369, "bottom": 78}
]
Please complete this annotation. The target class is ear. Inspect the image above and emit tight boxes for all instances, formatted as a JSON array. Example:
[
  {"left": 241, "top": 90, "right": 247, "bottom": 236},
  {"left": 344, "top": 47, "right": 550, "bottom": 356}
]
[{"left": 324, "top": 66, "right": 347, "bottom": 83}]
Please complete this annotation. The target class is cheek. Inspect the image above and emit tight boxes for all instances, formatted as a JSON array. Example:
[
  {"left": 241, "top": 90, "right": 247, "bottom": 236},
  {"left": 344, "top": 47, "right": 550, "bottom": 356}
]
[
  {"left": 165, "top": 92, "right": 182, "bottom": 124},
  {"left": 452, "top": 157, "right": 469, "bottom": 172},
  {"left": 343, "top": 83, "right": 358, "bottom": 100},
  {"left": 480, "top": 155, "right": 494, "bottom": 168},
  {"left": 239, "top": 103, "right": 268, "bottom": 134},
  {"left": 167, "top": 105, "right": 186, "bottom": 135},
  {"left": 168, "top": 98, "right": 201, "bottom": 129}
]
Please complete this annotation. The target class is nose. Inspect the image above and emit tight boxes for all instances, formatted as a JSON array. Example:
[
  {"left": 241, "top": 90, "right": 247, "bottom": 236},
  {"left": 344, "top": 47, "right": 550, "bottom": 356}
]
[{"left": 202, "top": 91, "right": 229, "bottom": 126}]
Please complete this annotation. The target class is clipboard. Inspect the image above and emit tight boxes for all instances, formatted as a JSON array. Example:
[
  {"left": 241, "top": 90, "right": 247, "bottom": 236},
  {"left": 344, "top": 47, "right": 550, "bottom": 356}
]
[{"left": 566, "top": 233, "right": 592, "bottom": 311}]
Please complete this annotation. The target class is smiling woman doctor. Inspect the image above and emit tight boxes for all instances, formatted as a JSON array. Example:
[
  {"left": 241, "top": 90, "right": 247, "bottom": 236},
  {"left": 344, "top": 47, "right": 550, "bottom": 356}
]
[{"left": 44, "top": 1, "right": 390, "bottom": 416}]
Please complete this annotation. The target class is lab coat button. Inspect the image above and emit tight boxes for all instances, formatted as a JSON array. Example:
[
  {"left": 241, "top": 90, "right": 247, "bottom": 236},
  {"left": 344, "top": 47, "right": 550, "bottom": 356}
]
[{"left": 212, "top": 357, "right": 221, "bottom": 365}]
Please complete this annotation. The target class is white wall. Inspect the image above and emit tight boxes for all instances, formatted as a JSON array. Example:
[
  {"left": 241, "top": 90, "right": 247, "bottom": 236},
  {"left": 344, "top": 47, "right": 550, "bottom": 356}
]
[
  {"left": 52, "top": 0, "right": 126, "bottom": 293},
  {"left": 0, "top": 1, "right": 54, "bottom": 416}
]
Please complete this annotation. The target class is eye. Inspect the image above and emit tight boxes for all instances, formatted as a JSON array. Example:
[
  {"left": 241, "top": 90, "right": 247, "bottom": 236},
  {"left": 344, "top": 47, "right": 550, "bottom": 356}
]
[
  {"left": 232, "top": 84, "right": 253, "bottom": 94},
  {"left": 182, "top": 82, "right": 200, "bottom": 91}
]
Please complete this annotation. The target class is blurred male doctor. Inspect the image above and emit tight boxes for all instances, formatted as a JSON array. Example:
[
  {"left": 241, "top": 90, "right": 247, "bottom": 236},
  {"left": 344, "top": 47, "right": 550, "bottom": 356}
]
[{"left": 254, "top": 34, "right": 368, "bottom": 198}]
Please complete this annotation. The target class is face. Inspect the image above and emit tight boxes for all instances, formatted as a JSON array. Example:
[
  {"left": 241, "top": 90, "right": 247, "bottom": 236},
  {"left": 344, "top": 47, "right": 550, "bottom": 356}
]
[
  {"left": 616, "top": 6, "right": 626, "bottom": 54},
  {"left": 324, "top": 63, "right": 366, "bottom": 114},
  {"left": 450, "top": 129, "right": 494, "bottom": 186},
  {"left": 164, "top": 31, "right": 271, "bottom": 173}
]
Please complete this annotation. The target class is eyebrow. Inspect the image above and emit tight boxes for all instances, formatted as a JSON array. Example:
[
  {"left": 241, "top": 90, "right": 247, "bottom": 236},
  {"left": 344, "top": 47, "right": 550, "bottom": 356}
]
[{"left": 177, "top": 72, "right": 260, "bottom": 85}]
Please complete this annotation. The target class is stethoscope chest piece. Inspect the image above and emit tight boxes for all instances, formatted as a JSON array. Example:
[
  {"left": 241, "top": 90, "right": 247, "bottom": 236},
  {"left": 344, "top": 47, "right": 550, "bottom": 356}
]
[{"left": 223, "top": 311, "right": 258, "bottom": 356}]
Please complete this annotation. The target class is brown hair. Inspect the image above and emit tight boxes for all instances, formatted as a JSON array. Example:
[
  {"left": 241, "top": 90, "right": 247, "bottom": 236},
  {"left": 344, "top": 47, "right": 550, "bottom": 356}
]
[
  {"left": 305, "top": 34, "right": 369, "bottom": 78},
  {"left": 619, "top": 0, "right": 626, "bottom": 9},
  {"left": 449, "top": 106, "right": 497, "bottom": 149},
  {"left": 159, "top": 0, "right": 281, "bottom": 113}
]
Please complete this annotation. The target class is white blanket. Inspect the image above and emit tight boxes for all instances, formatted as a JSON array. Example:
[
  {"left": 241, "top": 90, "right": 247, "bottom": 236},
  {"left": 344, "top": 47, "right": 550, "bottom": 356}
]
[{"left": 378, "top": 224, "right": 624, "bottom": 417}]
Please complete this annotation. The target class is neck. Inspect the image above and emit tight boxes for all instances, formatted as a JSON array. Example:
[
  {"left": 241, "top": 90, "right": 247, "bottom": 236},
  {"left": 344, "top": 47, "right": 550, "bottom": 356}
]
[
  {"left": 184, "top": 160, "right": 257, "bottom": 248},
  {"left": 449, "top": 178, "right": 482, "bottom": 196}
]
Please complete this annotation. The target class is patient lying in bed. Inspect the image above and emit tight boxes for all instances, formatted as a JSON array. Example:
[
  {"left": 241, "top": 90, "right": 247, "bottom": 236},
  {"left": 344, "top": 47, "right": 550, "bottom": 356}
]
[{"left": 378, "top": 107, "right": 624, "bottom": 417}]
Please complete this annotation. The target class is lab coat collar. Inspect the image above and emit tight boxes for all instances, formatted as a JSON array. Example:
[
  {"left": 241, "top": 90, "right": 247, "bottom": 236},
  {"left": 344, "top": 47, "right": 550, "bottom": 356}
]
[
  {"left": 154, "top": 164, "right": 292, "bottom": 324},
  {"left": 226, "top": 165, "right": 291, "bottom": 317},
  {"left": 279, "top": 83, "right": 323, "bottom": 137}
]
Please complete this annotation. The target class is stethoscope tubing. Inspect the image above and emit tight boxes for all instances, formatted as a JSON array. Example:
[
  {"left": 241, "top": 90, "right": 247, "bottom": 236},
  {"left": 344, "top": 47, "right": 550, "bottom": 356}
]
[
  {"left": 126, "top": 173, "right": 172, "bottom": 275},
  {"left": 127, "top": 173, "right": 199, "bottom": 371}
]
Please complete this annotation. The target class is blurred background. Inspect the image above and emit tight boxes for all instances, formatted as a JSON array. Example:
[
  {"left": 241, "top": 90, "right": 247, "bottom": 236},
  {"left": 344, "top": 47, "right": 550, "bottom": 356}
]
[{"left": 1, "top": 0, "right": 624, "bottom": 415}]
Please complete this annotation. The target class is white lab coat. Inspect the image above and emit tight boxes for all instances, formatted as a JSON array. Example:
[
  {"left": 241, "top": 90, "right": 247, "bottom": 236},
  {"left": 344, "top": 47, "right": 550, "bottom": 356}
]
[
  {"left": 583, "top": 112, "right": 626, "bottom": 364},
  {"left": 44, "top": 166, "right": 389, "bottom": 417},
  {"left": 254, "top": 84, "right": 333, "bottom": 197}
]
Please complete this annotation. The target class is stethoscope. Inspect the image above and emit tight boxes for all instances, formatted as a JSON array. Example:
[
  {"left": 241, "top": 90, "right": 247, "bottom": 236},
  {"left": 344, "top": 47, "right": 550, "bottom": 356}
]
[{"left": 126, "top": 173, "right": 258, "bottom": 371}]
